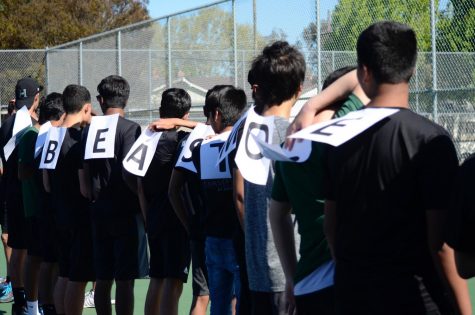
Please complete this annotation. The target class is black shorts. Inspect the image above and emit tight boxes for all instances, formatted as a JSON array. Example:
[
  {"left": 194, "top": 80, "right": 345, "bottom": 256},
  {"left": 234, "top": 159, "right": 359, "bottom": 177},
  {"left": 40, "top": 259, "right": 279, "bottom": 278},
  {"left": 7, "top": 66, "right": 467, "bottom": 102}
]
[
  {"left": 39, "top": 210, "right": 59, "bottom": 263},
  {"left": 57, "top": 228, "right": 73, "bottom": 278},
  {"left": 334, "top": 266, "right": 427, "bottom": 315},
  {"left": 0, "top": 201, "right": 7, "bottom": 233},
  {"left": 92, "top": 214, "right": 148, "bottom": 281},
  {"left": 25, "top": 217, "right": 42, "bottom": 257},
  {"left": 6, "top": 196, "right": 27, "bottom": 249},
  {"left": 69, "top": 224, "right": 95, "bottom": 282},
  {"left": 148, "top": 225, "right": 190, "bottom": 282},
  {"left": 191, "top": 239, "right": 209, "bottom": 296},
  {"left": 295, "top": 286, "right": 335, "bottom": 315}
]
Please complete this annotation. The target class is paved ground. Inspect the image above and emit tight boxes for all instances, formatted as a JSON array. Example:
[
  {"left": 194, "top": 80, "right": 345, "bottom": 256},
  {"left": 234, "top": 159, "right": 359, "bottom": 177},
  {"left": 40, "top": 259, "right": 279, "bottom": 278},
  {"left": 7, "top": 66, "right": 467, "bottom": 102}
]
[{"left": 0, "top": 254, "right": 474, "bottom": 314}]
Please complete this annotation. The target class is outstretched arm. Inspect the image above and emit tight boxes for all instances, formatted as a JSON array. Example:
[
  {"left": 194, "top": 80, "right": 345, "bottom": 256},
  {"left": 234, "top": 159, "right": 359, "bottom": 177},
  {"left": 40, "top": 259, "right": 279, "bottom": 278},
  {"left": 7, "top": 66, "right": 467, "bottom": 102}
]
[
  {"left": 286, "top": 70, "right": 358, "bottom": 148},
  {"left": 149, "top": 118, "right": 198, "bottom": 131}
]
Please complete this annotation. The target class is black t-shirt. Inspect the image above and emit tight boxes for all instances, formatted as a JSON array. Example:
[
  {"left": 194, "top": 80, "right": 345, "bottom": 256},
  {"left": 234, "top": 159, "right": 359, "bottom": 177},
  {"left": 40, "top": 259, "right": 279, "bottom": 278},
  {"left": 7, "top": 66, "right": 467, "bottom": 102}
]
[
  {"left": 447, "top": 154, "right": 475, "bottom": 253},
  {"left": 50, "top": 126, "right": 89, "bottom": 228},
  {"left": 324, "top": 108, "right": 458, "bottom": 274},
  {"left": 174, "top": 135, "right": 206, "bottom": 241},
  {"left": 86, "top": 117, "right": 141, "bottom": 222},
  {"left": 191, "top": 138, "right": 238, "bottom": 239},
  {"left": 142, "top": 129, "right": 188, "bottom": 238}
]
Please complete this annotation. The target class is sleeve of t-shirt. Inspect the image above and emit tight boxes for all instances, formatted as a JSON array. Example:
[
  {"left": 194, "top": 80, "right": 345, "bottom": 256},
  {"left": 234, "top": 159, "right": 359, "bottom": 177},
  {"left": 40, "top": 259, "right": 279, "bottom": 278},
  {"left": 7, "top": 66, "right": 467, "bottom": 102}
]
[
  {"left": 418, "top": 134, "right": 458, "bottom": 210},
  {"left": 121, "top": 123, "right": 141, "bottom": 161},
  {"left": 18, "top": 128, "right": 37, "bottom": 167},
  {"left": 271, "top": 161, "right": 289, "bottom": 202},
  {"left": 446, "top": 156, "right": 475, "bottom": 252}
]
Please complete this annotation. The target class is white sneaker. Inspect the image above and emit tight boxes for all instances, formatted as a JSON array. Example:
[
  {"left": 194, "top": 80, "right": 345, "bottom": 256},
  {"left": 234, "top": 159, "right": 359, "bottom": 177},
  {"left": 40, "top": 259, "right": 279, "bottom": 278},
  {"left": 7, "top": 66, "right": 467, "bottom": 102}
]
[{"left": 83, "top": 290, "right": 95, "bottom": 308}]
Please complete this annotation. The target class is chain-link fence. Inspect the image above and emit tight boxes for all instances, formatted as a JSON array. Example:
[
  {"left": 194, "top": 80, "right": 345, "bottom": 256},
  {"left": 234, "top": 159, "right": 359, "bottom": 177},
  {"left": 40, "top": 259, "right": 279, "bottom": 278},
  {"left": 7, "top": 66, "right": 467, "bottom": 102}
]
[{"left": 0, "top": 0, "right": 474, "bottom": 158}]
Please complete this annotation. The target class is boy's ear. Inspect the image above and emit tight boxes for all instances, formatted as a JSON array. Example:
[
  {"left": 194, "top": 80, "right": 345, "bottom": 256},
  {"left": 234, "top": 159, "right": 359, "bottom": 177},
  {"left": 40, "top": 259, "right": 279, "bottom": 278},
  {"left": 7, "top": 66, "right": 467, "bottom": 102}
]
[
  {"left": 214, "top": 109, "right": 220, "bottom": 122},
  {"left": 181, "top": 112, "right": 190, "bottom": 120}
]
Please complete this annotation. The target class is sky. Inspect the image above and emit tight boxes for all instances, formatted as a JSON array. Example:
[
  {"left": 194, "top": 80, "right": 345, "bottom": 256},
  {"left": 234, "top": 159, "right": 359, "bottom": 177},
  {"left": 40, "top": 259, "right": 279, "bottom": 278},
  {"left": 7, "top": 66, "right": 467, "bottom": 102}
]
[{"left": 147, "top": 0, "right": 337, "bottom": 44}]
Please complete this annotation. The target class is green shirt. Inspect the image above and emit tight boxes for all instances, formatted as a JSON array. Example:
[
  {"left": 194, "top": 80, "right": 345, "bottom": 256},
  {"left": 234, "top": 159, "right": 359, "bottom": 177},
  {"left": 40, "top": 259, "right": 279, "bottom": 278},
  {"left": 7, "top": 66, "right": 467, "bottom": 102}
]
[
  {"left": 18, "top": 126, "right": 41, "bottom": 218},
  {"left": 272, "top": 93, "right": 364, "bottom": 283}
]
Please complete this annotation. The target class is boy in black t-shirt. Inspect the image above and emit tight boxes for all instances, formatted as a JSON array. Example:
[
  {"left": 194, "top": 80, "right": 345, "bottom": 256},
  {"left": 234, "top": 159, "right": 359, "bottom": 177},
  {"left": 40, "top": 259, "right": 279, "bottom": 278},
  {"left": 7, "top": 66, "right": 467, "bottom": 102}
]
[
  {"left": 45, "top": 85, "right": 93, "bottom": 315},
  {"left": 137, "top": 88, "right": 191, "bottom": 315},
  {"left": 322, "top": 22, "right": 468, "bottom": 314},
  {"left": 82, "top": 75, "right": 145, "bottom": 315},
  {"left": 170, "top": 85, "right": 246, "bottom": 314},
  {"left": 19, "top": 93, "right": 65, "bottom": 315},
  {"left": 0, "top": 77, "right": 42, "bottom": 315}
]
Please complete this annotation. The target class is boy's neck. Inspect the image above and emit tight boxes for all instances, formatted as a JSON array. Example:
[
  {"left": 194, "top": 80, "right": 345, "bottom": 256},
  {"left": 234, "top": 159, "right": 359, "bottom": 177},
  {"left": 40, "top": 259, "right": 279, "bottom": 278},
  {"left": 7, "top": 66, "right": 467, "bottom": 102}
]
[
  {"left": 62, "top": 113, "right": 83, "bottom": 128},
  {"left": 366, "top": 83, "right": 410, "bottom": 109},
  {"left": 219, "top": 126, "right": 233, "bottom": 134},
  {"left": 261, "top": 98, "right": 295, "bottom": 118},
  {"left": 105, "top": 107, "right": 125, "bottom": 117}
]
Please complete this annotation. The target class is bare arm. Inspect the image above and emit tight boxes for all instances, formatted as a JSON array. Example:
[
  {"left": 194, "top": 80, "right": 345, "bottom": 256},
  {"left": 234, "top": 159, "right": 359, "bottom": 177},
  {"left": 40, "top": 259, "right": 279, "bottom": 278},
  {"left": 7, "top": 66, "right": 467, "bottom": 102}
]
[
  {"left": 137, "top": 178, "right": 147, "bottom": 223},
  {"left": 43, "top": 169, "right": 51, "bottom": 193},
  {"left": 269, "top": 199, "right": 297, "bottom": 312},
  {"left": 324, "top": 200, "right": 337, "bottom": 258},
  {"left": 439, "top": 244, "right": 472, "bottom": 315},
  {"left": 233, "top": 167, "right": 245, "bottom": 230},
  {"left": 286, "top": 70, "right": 358, "bottom": 148},
  {"left": 149, "top": 118, "right": 198, "bottom": 131},
  {"left": 427, "top": 210, "right": 471, "bottom": 315},
  {"left": 168, "top": 169, "right": 191, "bottom": 234}
]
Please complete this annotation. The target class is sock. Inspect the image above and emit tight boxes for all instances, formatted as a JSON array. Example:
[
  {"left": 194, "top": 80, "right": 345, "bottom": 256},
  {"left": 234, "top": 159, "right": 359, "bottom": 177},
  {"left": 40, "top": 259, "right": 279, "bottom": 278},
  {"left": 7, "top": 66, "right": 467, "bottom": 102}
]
[
  {"left": 41, "top": 304, "right": 57, "bottom": 315},
  {"left": 27, "top": 300, "right": 39, "bottom": 315},
  {"left": 12, "top": 287, "right": 26, "bottom": 306}
]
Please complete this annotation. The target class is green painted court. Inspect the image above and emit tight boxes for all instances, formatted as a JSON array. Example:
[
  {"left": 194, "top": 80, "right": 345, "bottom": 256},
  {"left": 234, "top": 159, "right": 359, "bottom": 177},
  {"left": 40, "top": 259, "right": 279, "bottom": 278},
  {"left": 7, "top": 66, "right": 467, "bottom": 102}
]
[{"left": 0, "top": 257, "right": 474, "bottom": 314}]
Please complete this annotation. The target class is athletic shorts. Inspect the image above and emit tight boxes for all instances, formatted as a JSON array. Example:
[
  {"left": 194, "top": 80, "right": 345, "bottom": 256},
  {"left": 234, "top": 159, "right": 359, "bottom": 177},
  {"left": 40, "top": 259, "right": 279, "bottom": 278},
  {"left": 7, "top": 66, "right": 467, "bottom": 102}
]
[
  {"left": 0, "top": 201, "right": 7, "bottom": 233},
  {"left": 25, "top": 217, "right": 42, "bottom": 257},
  {"left": 57, "top": 228, "right": 73, "bottom": 278},
  {"left": 69, "top": 224, "right": 95, "bottom": 282},
  {"left": 39, "top": 210, "right": 59, "bottom": 263},
  {"left": 334, "top": 266, "right": 427, "bottom": 315},
  {"left": 92, "top": 213, "right": 148, "bottom": 281},
  {"left": 295, "top": 286, "right": 335, "bottom": 315},
  {"left": 191, "top": 239, "right": 209, "bottom": 296},
  {"left": 148, "top": 225, "right": 190, "bottom": 282},
  {"left": 6, "top": 196, "right": 27, "bottom": 249}
]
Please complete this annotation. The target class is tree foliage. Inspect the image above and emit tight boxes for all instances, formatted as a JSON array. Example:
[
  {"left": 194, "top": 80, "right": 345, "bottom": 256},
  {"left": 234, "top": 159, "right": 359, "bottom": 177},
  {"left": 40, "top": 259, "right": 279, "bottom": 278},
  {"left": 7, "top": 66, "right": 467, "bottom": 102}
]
[{"left": 0, "top": 0, "right": 149, "bottom": 49}]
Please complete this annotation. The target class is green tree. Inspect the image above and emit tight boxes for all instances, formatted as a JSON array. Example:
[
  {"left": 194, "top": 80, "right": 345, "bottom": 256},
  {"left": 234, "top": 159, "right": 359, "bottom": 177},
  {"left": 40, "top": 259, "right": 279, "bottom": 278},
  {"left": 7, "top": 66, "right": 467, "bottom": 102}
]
[
  {"left": 0, "top": 0, "right": 149, "bottom": 49},
  {"left": 437, "top": 0, "right": 475, "bottom": 52}
]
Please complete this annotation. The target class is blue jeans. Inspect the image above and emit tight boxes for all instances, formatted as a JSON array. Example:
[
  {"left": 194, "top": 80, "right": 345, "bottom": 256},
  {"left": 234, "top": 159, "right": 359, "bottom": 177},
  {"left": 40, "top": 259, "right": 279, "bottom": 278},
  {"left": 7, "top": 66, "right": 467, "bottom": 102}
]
[{"left": 205, "top": 237, "right": 240, "bottom": 315}]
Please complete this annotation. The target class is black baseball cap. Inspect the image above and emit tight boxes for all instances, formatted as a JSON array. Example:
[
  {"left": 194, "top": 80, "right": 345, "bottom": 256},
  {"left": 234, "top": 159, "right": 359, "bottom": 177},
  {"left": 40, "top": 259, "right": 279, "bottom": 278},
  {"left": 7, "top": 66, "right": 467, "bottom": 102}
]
[{"left": 15, "top": 77, "right": 43, "bottom": 109}]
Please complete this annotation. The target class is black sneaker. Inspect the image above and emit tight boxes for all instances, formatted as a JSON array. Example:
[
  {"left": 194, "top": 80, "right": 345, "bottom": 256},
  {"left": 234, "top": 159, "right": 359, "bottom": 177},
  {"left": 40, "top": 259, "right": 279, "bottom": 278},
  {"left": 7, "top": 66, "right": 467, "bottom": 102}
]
[{"left": 11, "top": 303, "right": 28, "bottom": 315}]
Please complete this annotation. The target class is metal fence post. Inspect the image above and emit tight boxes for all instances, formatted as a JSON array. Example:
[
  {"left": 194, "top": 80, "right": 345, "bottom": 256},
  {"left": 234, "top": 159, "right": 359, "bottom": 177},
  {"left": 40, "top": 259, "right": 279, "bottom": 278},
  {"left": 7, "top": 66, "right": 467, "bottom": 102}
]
[
  {"left": 167, "top": 17, "right": 172, "bottom": 88},
  {"left": 148, "top": 48, "right": 152, "bottom": 122},
  {"left": 233, "top": 0, "right": 238, "bottom": 87},
  {"left": 316, "top": 0, "right": 322, "bottom": 92},
  {"left": 45, "top": 47, "right": 49, "bottom": 94},
  {"left": 430, "top": 0, "right": 438, "bottom": 122},
  {"left": 79, "top": 42, "right": 83, "bottom": 85},
  {"left": 117, "top": 31, "right": 122, "bottom": 76}
]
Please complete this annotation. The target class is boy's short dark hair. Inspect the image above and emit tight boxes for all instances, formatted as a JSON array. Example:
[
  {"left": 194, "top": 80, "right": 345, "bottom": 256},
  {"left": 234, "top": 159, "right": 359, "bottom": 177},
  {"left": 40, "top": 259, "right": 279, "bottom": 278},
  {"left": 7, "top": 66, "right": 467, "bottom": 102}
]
[
  {"left": 248, "top": 41, "right": 306, "bottom": 113},
  {"left": 39, "top": 92, "right": 64, "bottom": 124},
  {"left": 357, "top": 21, "right": 417, "bottom": 84},
  {"left": 62, "top": 84, "right": 91, "bottom": 114},
  {"left": 322, "top": 66, "right": 356, "bottom": 90},
  {"left": 204, "top": 85, "right": 247, "bottom": 128},
  {"left": 159, "top": 88, "right": 191, "bottom": 119},
  {"left": 97, "top": 75, "right": 130, "bottom": 109}
]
